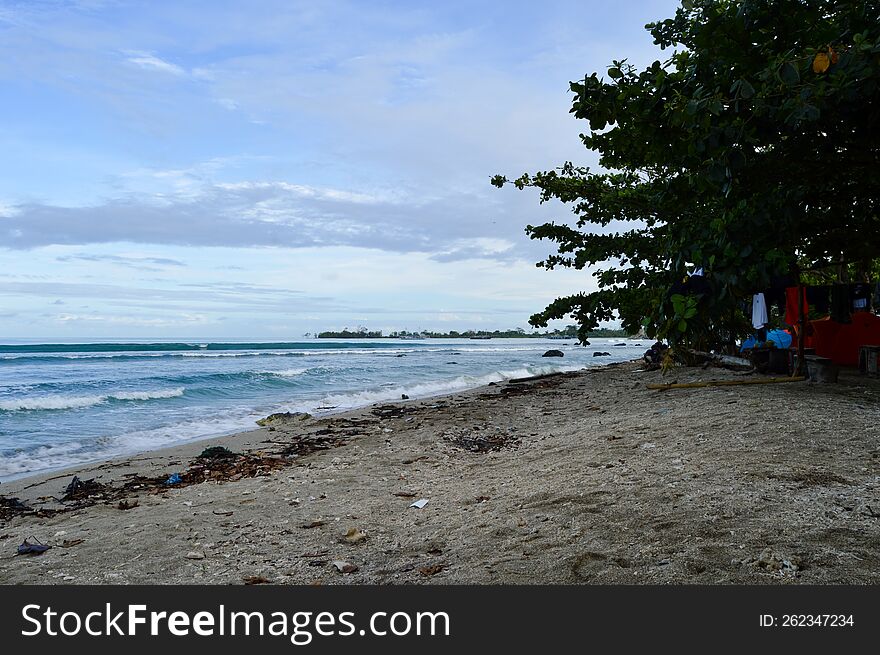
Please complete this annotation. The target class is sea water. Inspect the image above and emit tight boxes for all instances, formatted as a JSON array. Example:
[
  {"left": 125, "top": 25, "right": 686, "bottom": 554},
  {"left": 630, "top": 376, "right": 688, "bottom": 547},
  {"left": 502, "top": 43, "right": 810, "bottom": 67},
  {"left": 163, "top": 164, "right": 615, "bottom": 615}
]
[{"left": 0, "top": 338, "right": 646, "bottom": 479}]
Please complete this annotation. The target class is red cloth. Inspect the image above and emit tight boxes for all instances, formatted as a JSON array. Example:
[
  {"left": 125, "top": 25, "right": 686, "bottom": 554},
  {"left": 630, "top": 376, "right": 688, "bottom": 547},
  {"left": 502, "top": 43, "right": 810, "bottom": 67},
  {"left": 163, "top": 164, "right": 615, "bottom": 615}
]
[
  {"left": 832, "top": 312, "right": 880, "bottom": 366},
  {"left": 810, "top": 317, "right": 840, "bottom": 358},
  {"left": 810, "top": 314, "right": 880, "bottom": 366},
  {"left": 785, "top": 286, "right": 809, "bottom": 326}
]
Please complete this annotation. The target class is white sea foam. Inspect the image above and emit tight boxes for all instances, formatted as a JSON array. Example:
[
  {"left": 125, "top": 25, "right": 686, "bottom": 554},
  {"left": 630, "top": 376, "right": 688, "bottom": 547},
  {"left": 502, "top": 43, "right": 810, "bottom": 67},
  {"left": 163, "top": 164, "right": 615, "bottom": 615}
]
[
  {"left": 261, "top": 367, "right": 309, "bottom": 378},
  {"left": 286, "top": 364, "right": 586, "bottom": 414},
  {"left": 0, "top": 387, "right": 184, "bottom": 411},
  {"left": 0, "top": 408, "right": 259, "bottom": 478},
  {"left": 110, "top": 388, "right": 185, "bottom": 401}
]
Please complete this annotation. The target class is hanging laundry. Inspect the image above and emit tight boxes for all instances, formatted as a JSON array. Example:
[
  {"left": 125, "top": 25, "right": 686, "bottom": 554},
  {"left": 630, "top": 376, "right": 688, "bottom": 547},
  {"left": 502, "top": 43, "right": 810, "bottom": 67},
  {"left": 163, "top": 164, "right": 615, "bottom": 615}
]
[
  {"left": 784, "top": 286, "right": 809, "bottom": 326},
  {"left": 765, "top": 273, "right": 797, "bottom": 313},
  {"left": 752, "top": 293, "right": 768, "bottom": 329}
]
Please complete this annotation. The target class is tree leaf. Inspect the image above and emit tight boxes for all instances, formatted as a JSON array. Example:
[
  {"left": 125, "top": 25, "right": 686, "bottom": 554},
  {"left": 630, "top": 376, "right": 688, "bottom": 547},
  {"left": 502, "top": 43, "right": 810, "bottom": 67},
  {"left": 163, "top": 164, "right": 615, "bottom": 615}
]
[{"left": 779, "top": 61, "right": 800, "bottom": 85}]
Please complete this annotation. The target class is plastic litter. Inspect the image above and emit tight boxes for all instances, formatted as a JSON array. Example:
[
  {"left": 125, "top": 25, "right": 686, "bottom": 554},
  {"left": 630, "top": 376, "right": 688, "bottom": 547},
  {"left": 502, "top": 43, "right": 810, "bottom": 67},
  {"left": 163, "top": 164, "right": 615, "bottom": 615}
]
[{"left": 17, "top": 537, "right": 50, "bottom": 556}]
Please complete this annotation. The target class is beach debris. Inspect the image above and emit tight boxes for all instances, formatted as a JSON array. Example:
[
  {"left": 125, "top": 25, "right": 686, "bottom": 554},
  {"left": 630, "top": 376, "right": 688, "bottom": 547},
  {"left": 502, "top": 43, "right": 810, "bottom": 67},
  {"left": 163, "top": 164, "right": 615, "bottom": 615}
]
[
  {"left": 277, "top": 434, "right": 348, "bottom": 458},
  {"left": 418, "top": 563, "right": 445, "bottom": 577},
  {"left": 475, "top": 495, "right": 490, "bottom": 503},
  {"left": 197, "top": 446, "right": 237, "bottom": 461},
  {"left": 0, "top": 496, "right": 36, "bottom": 521},
  {"left": 62, "top": 476, "right": 107, "bottom": 501},
  {"left": 343, "top": 528, "right": 367, "bottom": 544},
  {"left": 165, "top": 473, "right": 182, "bottom": 486},
  {"left": 593, "top": 351, "right": 611, "bottom": 357},
  {"left": 60, "top": 538, "right": 84, "bottom": 548},
  {"left": 750, "top": 548, "right": 801, "bottom": 575},
  {"left": 393, "top": 491, "right": 417, "bottom": 498},
  {"left": 332, "top": 560, "right": 359, "bottom": 574},
  {"left": 647, "top": 376, "right": 804, "bottom": 391},
  {"left": 300, "top": 520, "right": 325, "bottom": 529},
  {"left": 17, "top": 537, "right": 50, "bottom": 556},
  {"left": 117, "top": 499, "right": 139, "bottom": 510},
  {"left": 409, "top": 499, "right": 429, "bottom": 509},
  {"left": 256, "top": 411, "right": 312, "bottom": 427},
  {"left": 185, "top": 551, "right": 206, "bottom": 560},
  {"left": 541, "top": 349, "right": 564, "bottom": 357},
  {"left": 243, "top": 575, "right": 272, "bottom": 585},
  {"left": 445, "top": 429, "right": 520, "bottom": 453},
  {"left": 507, "top": 372, "right": 565, "bottom": 384},
  {"left": 371, "top": 404, "right": 419, "bottom": 419},
  {"left": 401, "top": 394, "right": 409, "bottom": 399},
  {"left": 212, "top": 510, "right": 234, "bottom": 516}
]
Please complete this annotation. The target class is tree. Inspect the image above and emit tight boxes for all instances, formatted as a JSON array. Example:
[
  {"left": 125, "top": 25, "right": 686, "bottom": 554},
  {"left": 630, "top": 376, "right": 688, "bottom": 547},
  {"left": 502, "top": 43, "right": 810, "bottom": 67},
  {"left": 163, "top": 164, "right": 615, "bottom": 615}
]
[{"left": 493, "top": 0, "right": 880, "bottom": 350}]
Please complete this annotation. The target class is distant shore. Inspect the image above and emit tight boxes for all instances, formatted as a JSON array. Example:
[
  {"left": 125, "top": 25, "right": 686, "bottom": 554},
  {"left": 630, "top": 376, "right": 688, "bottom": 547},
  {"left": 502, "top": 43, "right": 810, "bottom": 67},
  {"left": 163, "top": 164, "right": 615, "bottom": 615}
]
[{"left": 2, "top": 360, "right": 879, "bottom": 584}]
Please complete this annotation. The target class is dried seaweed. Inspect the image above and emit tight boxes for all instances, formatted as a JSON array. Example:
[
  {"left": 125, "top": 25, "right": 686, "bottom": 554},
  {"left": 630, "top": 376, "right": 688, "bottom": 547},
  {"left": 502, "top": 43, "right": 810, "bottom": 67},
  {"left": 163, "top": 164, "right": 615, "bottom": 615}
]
[
  {"left": 445, "top": 432, "right": 520, "bottom": 453},
  {"left": 61, "top": 476, "right": 109, "bottom": 502}
]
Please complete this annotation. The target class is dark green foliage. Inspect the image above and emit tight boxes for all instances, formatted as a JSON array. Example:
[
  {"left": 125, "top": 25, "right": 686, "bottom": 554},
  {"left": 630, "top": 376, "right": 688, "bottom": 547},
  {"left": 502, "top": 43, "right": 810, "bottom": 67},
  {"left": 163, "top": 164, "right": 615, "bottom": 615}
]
[{"left": 494, "top": 0, "right": 880, "bottom": 349}]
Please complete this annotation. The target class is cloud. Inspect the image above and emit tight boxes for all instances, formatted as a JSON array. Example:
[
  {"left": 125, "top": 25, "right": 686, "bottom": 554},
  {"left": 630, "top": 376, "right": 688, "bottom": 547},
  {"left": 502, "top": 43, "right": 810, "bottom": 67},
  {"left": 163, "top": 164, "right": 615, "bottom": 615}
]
[
  {"left": 55, "top": 312, "right": 210, "bottom": 327},
  {"left": 0, "top": 181, "right": 561, "bottom": 261},
  {"left": 56, "top": 253, "right": 187, "bottom": 269},
  {"left": 122, "top": 50, "right": 187, "bottom": 76}
]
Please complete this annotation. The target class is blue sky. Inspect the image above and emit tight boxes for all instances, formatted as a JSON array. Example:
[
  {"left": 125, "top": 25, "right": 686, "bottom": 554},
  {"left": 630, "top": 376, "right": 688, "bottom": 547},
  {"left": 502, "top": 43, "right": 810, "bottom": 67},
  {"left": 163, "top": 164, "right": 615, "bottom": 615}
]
[{"left": 0, "top": 0, "right": 679, "bottom": 339}]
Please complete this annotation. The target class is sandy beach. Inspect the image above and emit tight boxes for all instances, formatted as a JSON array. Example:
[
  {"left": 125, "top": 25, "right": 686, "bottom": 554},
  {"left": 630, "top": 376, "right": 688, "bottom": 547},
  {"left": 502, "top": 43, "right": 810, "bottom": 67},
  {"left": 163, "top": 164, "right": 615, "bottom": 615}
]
[{"left": 1, "top": 360, "right": 879, "bottom": 585}]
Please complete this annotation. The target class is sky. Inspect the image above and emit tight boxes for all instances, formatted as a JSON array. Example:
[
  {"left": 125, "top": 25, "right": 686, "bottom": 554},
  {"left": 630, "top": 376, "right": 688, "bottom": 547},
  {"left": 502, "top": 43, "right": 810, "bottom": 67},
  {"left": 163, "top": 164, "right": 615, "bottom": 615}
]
[{"left": 0, "top": 0, "right": 680, "bottom": 340}]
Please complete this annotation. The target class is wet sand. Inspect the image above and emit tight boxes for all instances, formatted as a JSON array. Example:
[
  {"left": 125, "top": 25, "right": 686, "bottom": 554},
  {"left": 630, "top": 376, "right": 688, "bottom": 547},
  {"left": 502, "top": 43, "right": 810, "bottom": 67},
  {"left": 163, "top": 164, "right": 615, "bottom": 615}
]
[{"left": 2, "top": 361, "right": 879, "bottom": 584}]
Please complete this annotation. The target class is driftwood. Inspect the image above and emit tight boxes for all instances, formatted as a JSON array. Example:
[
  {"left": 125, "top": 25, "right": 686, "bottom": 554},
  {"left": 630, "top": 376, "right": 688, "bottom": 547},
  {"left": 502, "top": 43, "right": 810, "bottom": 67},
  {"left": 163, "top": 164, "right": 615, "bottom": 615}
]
[
  {"left": 647, "top": 376, "right": 805, "bottom": 391},
  {"left": 679, "top": 349, "right": 754, "bottom": 372},
  {"left": 507, "top": 372, "right": 566, "bottom": 384}
]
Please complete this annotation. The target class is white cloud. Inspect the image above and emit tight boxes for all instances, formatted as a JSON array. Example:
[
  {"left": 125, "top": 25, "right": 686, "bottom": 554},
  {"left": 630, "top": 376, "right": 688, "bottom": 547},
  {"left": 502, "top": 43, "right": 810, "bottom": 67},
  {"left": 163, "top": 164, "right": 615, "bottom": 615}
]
[{"left": 122, "top": 50, "right": 187, "bottom": 76}]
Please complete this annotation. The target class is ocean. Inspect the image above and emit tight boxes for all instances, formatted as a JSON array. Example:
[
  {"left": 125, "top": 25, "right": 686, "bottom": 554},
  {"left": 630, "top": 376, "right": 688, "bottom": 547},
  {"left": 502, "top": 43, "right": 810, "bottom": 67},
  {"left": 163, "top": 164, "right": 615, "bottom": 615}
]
[{"left": 0, "top": 338, "right": 646, "bottom": 479}]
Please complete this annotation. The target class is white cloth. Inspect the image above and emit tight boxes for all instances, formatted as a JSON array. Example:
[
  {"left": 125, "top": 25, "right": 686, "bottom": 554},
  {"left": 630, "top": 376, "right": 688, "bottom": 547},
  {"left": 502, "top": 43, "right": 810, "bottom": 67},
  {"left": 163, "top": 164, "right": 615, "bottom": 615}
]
[{"left": 752, "top": 293, "right": 768, "bottom": 329}]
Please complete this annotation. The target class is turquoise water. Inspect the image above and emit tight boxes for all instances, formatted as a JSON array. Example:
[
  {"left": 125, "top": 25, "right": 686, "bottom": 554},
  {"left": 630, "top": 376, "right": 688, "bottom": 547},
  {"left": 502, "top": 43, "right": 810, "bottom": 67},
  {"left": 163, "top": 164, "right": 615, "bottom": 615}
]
[{"left": 0, "top": 338, "right": 644, "bottom": 479}]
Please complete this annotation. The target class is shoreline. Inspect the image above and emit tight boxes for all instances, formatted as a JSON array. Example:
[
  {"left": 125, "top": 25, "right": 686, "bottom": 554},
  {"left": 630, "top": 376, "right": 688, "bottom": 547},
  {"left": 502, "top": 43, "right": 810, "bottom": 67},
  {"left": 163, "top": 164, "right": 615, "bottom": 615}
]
[
  {"left": 0, "top": 358, "right": 599, "bottom": 485},
  {"left": 2, "top": 360, "right": 879, "bottom": 584}
]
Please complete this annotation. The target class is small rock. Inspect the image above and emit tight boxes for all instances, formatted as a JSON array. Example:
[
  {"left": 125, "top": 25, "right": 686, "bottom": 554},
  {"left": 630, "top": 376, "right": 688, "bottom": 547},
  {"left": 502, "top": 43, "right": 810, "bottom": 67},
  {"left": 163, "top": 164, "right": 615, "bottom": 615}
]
[
  {"left": 542, "top": 349, "right": 564, "bottom": 358},
  {"left": 185, "top": 551, "right": 205, "bottom": 560},
  {"left": 256, "top": 411, "right": 312, "bottom": 427},
  {"left": 343, "top": 528, "right": 367, "bottom": 544},
  {"left": 332, "top": 560, "right": 359, "bottom": 574},
  {"left": 418, "top": 563, "right": 445, "bottom": 577}
]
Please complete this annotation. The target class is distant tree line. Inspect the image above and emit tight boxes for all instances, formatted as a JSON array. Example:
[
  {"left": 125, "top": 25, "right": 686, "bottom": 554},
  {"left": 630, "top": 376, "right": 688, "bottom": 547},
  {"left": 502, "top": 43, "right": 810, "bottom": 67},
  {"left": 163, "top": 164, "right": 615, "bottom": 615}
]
[{"left": 316, "top": 325, "right": 631, "bottom": 338}]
